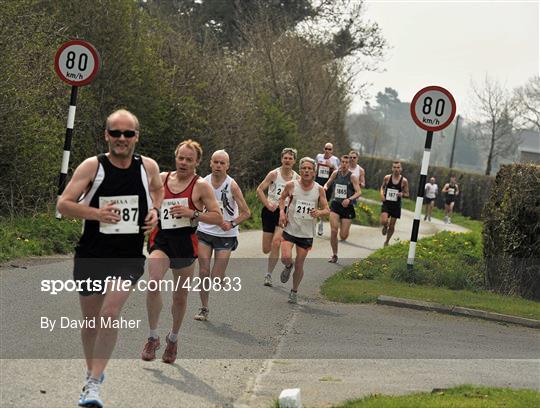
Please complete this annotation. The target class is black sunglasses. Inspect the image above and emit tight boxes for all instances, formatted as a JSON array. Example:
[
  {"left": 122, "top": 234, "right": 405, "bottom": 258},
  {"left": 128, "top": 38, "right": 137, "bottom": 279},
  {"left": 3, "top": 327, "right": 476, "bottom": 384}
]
[
  {"left": 108, "top": 129, "right": 137, "bottom": 138},
  {"left": 324, "top": 147, "right": 332, "bottom": 151}
]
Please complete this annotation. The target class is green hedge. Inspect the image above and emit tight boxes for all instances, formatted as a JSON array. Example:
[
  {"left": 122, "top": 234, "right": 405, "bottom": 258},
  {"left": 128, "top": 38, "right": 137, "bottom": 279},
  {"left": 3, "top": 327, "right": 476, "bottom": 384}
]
[
  {"left": 358, "top": 156, "right": 494, "bottom": 220},
  {"left": 482, "top": 164, "right": 540, "bottom": 300}
]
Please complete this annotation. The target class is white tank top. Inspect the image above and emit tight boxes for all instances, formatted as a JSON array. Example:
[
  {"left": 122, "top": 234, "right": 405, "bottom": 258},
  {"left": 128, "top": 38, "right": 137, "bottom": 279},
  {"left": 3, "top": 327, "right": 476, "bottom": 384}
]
[
  {"left": 268, "top": 167, "right": 298, "bottom": 205},
  {"left": 285, "top": 180, "right": 321, "bottom": 239},
  {"left": 350, "top": 164, "right": 361, "bottom": 179},
  {"left": 198, "top": 174, "right": 238, "bottom": 237}
]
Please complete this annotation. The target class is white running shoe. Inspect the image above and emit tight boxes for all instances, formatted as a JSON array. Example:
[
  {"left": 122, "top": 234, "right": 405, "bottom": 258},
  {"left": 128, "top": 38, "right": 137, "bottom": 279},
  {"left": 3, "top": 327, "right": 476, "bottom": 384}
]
[
  {"left": 317, "top": 221, "right": 323, "bottom": 236},
  {"left": 264, "top": 274, "right": 273, "bottom": 287},
  {"left": 444, "top": 216, "right": 448, "bottom": 224},
  {"left": 288, "top": 291, "right": 298, "bottom": 304},
  {"left": 280, "top": 264, "right": 293, "bottom": 283},
  {"left": 79, "top": 379, "right": 103, "bottom": 407}
]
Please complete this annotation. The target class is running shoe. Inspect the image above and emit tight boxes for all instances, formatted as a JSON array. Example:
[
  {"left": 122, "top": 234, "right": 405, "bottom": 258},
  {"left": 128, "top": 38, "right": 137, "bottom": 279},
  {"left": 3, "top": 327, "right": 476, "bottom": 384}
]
[
  {"left": 317, "top": 221, "right": 323, "bottom": 236},
  {"left": 288, "top": 291, "right": 298, "bottom": 304},
  {"left": 448, "top": 217, "right": 452, "bottom": 224},
  {"left": 263, "top": 274, "right": 273, "bottom": 287},
  {"left": 194, "top": 307, "right": 209, "bottom": 321},
  {"left": 328, "top": 255, "right": 338, "bottom": 263},
  {"left": 79, "top": 372, "right": 105, "bottom": 404},
  {"left": 141, "top": 336, "right": 160, "bottom": 361},
  {"left": 444, "top": 216, "right": 448, "bottom": 224},
  {"left": 280, "top": 264, "right": 293, "bottom": 283},
  {"left": 79, "top": 379, "right": 103, "bottom": 407},
  {"left": 162, "top": 334, "right": 178, "bottom": 364}
]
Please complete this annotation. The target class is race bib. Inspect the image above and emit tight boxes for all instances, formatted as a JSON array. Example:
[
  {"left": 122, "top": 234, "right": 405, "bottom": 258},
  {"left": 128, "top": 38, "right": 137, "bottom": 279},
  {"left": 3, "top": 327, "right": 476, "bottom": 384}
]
[
  {"left": 335, "top": 184, "right": 348, "bottom": 199},
  {"left": 99, "top": 195, "right": 139, "bottom": 234},
  {"left": 269, "top": 182, "right": 286, "bottom": 204},
  {"left": 294, "top": 199, "right": 316, "bottom": 220},
  {"left": 317, "top": 165, "right": 330, "bottom": 179},
  {"left": 161, "top": 198, "right": 191, "bottom": 229},
  {"left": 385, "top": 188, "right": 399, "bottom": 202},
  {"left": 448, "top": 188, "right": 455, "bottom": 195}
]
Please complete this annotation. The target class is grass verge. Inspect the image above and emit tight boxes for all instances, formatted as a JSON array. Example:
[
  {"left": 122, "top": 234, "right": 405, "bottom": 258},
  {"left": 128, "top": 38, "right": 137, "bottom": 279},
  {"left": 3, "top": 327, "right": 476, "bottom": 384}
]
[
  {"left": 337, "top": 385, "right": 540, "bottom": 407},
  {"left": 321, "top": 230, "right": 540, "bottom": 320},
  {"left": 0, "top": 213, "right": 82, "bottom": 263}
]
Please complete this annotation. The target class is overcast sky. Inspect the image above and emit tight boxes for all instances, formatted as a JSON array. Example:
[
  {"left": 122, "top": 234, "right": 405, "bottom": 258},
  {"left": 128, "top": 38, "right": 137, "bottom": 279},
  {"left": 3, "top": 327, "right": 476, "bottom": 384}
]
[{"left": 350, "top": 0, "right": 539, "bottom": 116}]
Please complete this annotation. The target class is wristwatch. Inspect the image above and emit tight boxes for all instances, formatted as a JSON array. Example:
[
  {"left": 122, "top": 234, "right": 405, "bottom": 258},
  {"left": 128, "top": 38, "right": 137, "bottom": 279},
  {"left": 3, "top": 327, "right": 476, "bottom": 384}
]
[
  {"left": 230, "top": 220, "right": 237, "bottom": 228},
  {"left": 192, "top": 210, "right": 200, "bottom": 219},
  {"left": 152, "top": 207, "right": 160, "bottom": 217}
]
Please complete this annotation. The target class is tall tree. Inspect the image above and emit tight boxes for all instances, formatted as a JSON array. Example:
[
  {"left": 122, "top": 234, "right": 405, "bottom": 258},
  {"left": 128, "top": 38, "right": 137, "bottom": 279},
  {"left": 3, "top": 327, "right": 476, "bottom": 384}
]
[
  {"left": 471, "top": 76, "right": 518, "bottom": 175},
  {"left": 513, "top": 75, "right": 540, "bottom": 132}
]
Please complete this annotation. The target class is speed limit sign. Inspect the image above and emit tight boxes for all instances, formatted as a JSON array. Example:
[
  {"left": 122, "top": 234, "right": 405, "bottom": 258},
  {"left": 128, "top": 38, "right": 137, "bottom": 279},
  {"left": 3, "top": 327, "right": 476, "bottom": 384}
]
[
  {"left": 54, "top": 40, "right": 100, "bottom": 219},
  {"left": 410, "top": 86, "right": 456, "bottom": 132},
  {"left": 407, "top": 85, "right": 457, "bottom": 271},
  {"left": 54, "top": 40, "right": 100, "bottom": 86}
]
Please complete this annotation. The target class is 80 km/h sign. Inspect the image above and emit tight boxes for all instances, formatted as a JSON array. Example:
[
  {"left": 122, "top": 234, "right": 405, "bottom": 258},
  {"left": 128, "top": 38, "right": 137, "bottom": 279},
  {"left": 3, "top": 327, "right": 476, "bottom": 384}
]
[
  {"left": 410, "top": 86, "right": 456, "bottom": 132},
  {"left": 54, "top": 40, "right": 100, "bottom": 87}
]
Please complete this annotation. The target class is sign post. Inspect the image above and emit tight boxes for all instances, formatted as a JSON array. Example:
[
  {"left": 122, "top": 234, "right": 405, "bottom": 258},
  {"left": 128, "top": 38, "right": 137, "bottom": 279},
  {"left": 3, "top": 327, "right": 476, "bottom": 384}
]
[
  {"left": 408, "top": 86, "right": 456, "bottom": 269},
  {"left": 54, "top": 40, "right": 100, "bottom": 218}
]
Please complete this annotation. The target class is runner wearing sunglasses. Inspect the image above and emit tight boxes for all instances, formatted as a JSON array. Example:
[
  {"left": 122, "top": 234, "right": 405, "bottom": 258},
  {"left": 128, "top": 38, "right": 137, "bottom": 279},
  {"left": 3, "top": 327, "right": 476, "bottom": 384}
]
[
  {"left": 194, "top": 150, "right": 251, "bottom": 321},
  {"left": 57, "top": 109, "right": 164, "bottom": 408}
]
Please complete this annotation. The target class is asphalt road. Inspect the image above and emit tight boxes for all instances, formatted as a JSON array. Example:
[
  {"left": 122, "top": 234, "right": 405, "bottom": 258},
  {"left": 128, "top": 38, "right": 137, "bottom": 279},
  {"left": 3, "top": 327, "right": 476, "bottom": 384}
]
[{"left": 1, "top": 211, "right": 539, "bottom": 407}]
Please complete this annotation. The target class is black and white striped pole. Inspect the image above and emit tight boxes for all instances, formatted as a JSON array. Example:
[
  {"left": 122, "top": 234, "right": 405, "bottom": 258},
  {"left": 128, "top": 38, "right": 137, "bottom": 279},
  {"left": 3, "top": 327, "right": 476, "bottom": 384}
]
[
  {"left": 408, "top": 86, "right": 456, "bottom": 269},
  {"left": 54, "top": 40, "right": 100, "bottom": 219}
]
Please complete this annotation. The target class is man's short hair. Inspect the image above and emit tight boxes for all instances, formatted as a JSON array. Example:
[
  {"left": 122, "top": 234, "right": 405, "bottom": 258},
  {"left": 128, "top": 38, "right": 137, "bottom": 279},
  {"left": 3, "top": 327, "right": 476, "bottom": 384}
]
[
  {"left": 341, "top": 154, "right": 349, "bottom": 160},
  {"left": 106, "top": 109, "right": 140, "bottom": 130},
  {"left": 393, "top": 160, "right": 401, "bottom": 165},
  {"left": 299, "top": 157, "right": 316, "bottom": 169},
  {"left": 281, "top": 147, "right": 297, "bottom": 159},
  {"left": 175, "top": 139, "right": 203, "bottom": 161},
  {"left": 212, "top": 149, "right": 229, "bottom": 162}
]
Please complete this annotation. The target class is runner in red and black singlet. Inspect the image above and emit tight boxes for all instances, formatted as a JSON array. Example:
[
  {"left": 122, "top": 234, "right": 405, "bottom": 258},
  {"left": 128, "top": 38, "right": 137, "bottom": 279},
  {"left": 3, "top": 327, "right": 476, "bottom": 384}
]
[{"left": 142, "top": 140, "right": 222, "bottom": 365}]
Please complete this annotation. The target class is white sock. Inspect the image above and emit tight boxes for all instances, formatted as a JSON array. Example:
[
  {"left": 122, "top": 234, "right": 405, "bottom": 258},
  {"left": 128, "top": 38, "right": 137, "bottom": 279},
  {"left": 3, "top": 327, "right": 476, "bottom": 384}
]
[
  {"left": 168, "top": 332, "right": 178, "bottom": 343},
  {"left": 149, "top": 329, "right": 159, "bottom": 339}
]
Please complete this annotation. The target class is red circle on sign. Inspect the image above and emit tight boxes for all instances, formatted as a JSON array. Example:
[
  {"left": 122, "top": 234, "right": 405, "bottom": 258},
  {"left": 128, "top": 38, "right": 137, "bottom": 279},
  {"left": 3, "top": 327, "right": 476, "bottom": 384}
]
[
  {"left": 54, "top": 40, "right": 100, "bottom": 86},
  {"left": 410, "top": 86, "right": 456, "bottom": 132}
]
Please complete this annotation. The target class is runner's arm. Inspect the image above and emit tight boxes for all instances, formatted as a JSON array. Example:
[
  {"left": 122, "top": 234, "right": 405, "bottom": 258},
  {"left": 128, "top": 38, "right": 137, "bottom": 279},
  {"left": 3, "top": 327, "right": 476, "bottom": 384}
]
[
  {"left": 231, "top": 180, "right": 251, "bottom": 225},
  {"left": 197, "top": 181, "right": 224, "bottom": 225},
  {"left": 312, "top": 186, "right": 330, "bottom": 218},
  {"left": 359, "top": 167, "right": 366, "bottom": 188},
  {"left": 442, "top": 183, "right": 449, "bottom": 193},
  {"left": 142, "top": 157, "right": 163, "bottom": 231},
  {"left": 402, "top": 178, "right": 410, "bottom": 198},
  {"left": 278, "top": 181, "right": 293, "bottom": 226},
  {"left": 56, "top": 157, "right": 117, "bottom": 222},
  {"left": 324, "top": 170, "right": 337, "bottom": 190},
  {"left": 380, "top": 176, "right": 389, "bottom": 201},
  {"left": 256, "top": 170, "right": 276, "bottom": 208},
  {"left": 348, "top": 175, "right": 362, "bottom": 201}
]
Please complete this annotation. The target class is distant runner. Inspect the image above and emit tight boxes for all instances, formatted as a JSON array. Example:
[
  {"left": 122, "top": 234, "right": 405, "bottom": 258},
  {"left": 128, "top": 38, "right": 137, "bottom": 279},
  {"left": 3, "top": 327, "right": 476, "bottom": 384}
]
[
  {"left": 380, "top": 161, "right": 409, "bottom": 247},
  {"left": 423, "top": 176, "right": 438, "bottom": 222},
  {"left": 324, "top": 155, "right": 362, "bottom": 263},
  {"left": 142, "top": 140, "right": 222, "bottom": 364},
  {"left": 194, "top": 150, "right": 251, "bottom": 321},
  {"left": 315, "top": 143, "right": 340, "bottom": 235},
  {"left": 442, "top": 175, "right": 459, "bottom": 224},
  {"left": 256, "top": 148, "right": 299, "bottom": 287},
  {"left": 278, "top": 157, "right": 330, "bottom": 303},
  {"left": 348, "top": 150, "right": 366, "bottom": 188}
]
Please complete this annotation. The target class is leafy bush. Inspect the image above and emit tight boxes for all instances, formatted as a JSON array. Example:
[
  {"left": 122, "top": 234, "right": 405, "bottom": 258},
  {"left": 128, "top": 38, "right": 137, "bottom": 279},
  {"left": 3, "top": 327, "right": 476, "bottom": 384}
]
[{"left": 483, "top": 164, "right": 540, "bottom": 299}]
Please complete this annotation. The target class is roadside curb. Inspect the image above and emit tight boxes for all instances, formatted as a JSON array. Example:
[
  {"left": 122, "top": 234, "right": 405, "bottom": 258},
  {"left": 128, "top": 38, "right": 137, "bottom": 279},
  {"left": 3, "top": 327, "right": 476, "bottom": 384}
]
[{"left": 376, "top": 295, "right": 540, "bottom": 329}]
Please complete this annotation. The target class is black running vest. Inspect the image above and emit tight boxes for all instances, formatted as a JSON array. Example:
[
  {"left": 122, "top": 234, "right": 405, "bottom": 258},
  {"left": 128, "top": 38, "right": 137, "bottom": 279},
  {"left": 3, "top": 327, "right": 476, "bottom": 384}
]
[{"left": 75, "top": 154, "right": 151, "bottom": 258}]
